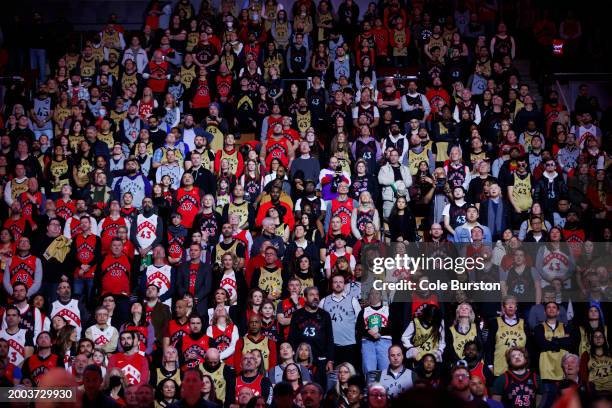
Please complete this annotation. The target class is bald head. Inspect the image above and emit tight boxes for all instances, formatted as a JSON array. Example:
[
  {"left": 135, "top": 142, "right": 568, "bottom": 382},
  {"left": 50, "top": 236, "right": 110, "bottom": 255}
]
[{"left": 205, "top": 348, "right": 220, "bottom": 363}]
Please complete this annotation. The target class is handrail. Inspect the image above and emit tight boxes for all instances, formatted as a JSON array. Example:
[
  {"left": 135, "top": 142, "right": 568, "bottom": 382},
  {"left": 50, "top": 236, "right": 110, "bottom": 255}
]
[{"left": 555, "top": 79, "right": 571, "bottom": 116}]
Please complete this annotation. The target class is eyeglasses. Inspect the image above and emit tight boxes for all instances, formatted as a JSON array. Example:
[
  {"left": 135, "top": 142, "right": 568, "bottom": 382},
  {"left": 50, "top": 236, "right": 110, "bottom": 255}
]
[{"left": 546, "top": 163, "right": 556, "bottom": 167}]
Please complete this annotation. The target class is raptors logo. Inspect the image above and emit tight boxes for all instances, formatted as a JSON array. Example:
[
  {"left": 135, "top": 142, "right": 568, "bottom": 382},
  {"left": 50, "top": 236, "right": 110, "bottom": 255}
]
[
  {"left": 108, "top": 262, "right": 128, "bottom": 277},
  {"left": 179, "top": 194, "right": 198, "bottom": 211},
  {"left": 95, "top": 335, "right": 109, "bottom": 345}
]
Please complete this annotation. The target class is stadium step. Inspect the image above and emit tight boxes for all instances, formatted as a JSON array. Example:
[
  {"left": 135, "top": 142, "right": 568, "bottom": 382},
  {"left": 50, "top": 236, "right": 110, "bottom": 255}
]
[{"left": 514, "top": 59, "right": 544, "bottom": 108}]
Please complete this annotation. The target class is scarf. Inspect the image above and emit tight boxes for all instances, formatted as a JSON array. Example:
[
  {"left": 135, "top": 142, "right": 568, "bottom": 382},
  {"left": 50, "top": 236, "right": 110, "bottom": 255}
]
[{"left": 43, "top": 235, "right": 72, "bottom": 262}]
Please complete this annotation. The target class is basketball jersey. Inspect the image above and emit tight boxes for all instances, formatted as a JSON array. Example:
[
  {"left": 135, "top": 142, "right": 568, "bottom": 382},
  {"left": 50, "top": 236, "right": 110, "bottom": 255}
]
[
  {"left": 215, "top": 241, "right": 241, "bottom": 265},
  {"left": 9, "top": 179, "right": 28, "bottom": 204},
  {"left": 587, "top": 355, "right": 612, "bottom": 392},
  {"left": 0, "top": 328, "right": 29, "bottom": 366},
  {"left": 79, "top": 57, "right": 97, "bottom": 80},
  {"left": 181, "top": 335, "right": 210, "bottom": 369},
  {"left": 493, "top": 317, "right": 526, "bottom": 376},
  {"left": 121, "top": 71, "right": 139, "bottom": 92},
  {"left": 448, "top": 202, "right": 468, "bottom": 229},
  {"left": 413, "top": 319, "right": 438, "bottom": 360},
  {"left": 450, "top": 324, "right": 477, "bottom": 359},
  {"left": 501, "top": 370, "right": 538, "bottom": 408},
  {"left": 155, "top": 367, "right": 181, "bottom": 387},
  {"left": 180, "top": 64, "right": 197, "bottom": 88},
  {"left": 255, "top": 267, "right": 283, "bottom": 300},
  {"left": 265, "top": 137, "right": 290, "bottom": 169},
  {"left": 209, "top": 325, "right": 235, "bottom": 367},
  {"left": 408, "top": 149, "right": 430, "bottom": 175},
  {"left": 135, "top": 214, "right": 159, "bottom": 251},
  {"left": 167, "top": 319, "right": 190, "bottom": 347},
  {"left": 23, "top": 353, "right": 62, "bottom": 385},
  {"left": 201, "top": 363, "right": 228, "bottom": 402},
  {"left": 242, "top": 336, "right": 271, "bottom": 370},
  {"left": 176, "top": 188, "right": 201, "bottom": 229},
  {"left": 219, "top": 149, "right": 240, "bottom": 176},
  {"left": 512, "top": 173, "right": 532, "bottom": 212},
  {"left": 9, "top": 255, "right": 38, "bottom": 290},
  {"left": 145, "top": 265, "right": 173, "bottom": 307},
  {"left": 167, "top": 230, "right": 185, "bottom": 261},
  {"left": 539, "top": 322, "right": 568, "bottom": 380},
  {"left": 51, "top": 299, "right": 82, "bottom": 338},
  {"left": 100, "top": 255, "right": 131, "bottom": 296},
  {"left": 219, "top": 270, "right": 238, "bottom": 305},
  {"left": 236, "top": 374, "right": 264, "bottom": 399},
  {"left": 505, "top": 268, "right": 535, "bottom": 302},
  {"left": 89, "top": 325, "right": 116, "bottom": 349},
  {"left": 99, "top": 216, "right": 128, "bottom": 252},
  {"left": 329, "top": 199, "right": 354, "bottom": 236},
  {"left": 446, "top": 163, "right": 467, "bottom": 188},
  {"left": 322, "top": 295, "right": 357, "bottom": 346},
  {"left": 73, "top": 233, "right": 98, "bottom": 279}
]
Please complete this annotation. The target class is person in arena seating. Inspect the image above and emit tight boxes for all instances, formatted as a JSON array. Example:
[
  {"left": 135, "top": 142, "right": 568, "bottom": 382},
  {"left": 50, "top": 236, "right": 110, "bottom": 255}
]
[
  {"left": 200, "top": 347, "right": 236, "bottom": 405},
  {"left": 107, "top": 330, "right": 149, "bottom": 385},
  {"left": 21, "top": 331, "right": 63, "bottom": 385},
  {"left": 50, "top": 281, "right": 88, "bottom": 339},
  {"left": 1, "top": 281, "right": 50, "bottom": 340},
  {"left": 0, "top": 3, "right": 609, "bottom": 408},
  {"left": 69, "top": 216, "right": 101, "bottom": 306},
  {"left": 492, "top": 347, "right": 541, "bottom": 408},
  {"left": 175, "top": 314, "right": 210, "bottom": 370},
  {"left": 234, "top": 313, "right": 277, "bottom": 372},
  {"left": 236, "top": 351, "right": 274, "bottom": 405},
  {"left": 0, "top": 305, "right": 34, "bottom": 368},
  {"left": 288, "top": 287, "right": 334, "bottom": 388},
  {"left": 176, "top": 243, "right": 213, "bottom": 316},
  {"left": 85, "top": 306, "right": 119, "bottom": 354},
  {"left": 3, "top": 237, "right": 43, "bottom": 298}
]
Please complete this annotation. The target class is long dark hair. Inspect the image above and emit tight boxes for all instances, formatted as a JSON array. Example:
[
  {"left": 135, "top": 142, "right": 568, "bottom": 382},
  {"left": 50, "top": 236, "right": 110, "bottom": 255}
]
[
  {"left": 590, "top": 328, "right": 610, "bottom": 357},
  {"left": 128, "top": 301, "right": 148, "bottom": 327},
  {"left": 202, "top": 374, "right": 222, "bottom": 405},
  {"left": 155, "top": 378, "right": 179, "bottom": 403},
  {"left": 281, "top": 362, "right": 304, "bottom": 386},
  {"left": 415, "top": 304, "right": 443, "bottom": 345}
]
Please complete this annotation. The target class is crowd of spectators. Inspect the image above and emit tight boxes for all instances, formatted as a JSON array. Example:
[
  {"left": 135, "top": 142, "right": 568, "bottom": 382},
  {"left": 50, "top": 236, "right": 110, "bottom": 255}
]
[{"left": 0, "top": 1, "right": 610, "bottom": 408}]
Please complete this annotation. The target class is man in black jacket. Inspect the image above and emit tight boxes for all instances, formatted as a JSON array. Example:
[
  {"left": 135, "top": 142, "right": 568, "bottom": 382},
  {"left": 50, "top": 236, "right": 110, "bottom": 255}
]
[{"left": 177, "top": 243, "right": 213, "bottom": 316}]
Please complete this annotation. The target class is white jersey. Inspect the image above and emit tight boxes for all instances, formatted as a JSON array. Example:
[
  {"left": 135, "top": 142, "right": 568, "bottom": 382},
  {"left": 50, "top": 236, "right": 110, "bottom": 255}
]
[
  {"left": 145, "top": 264, "right": 172, "bottom": 307},
  {"left": 1, "top": 304, "right": 50, "bottom": 341},
  {"left": 51, "top": 299, "right": 83, "bottom": 338},
  {"left": 0, "top": 328, "right": 30, "bottom": 367},
  {"left": 33, "top": 97, "right": 52, "bottom": 130},
  {"left": 89, "top": 325, "right": 117, "bottom": 349},
  {"left": 135, "top": 214, "right": 159, "bottom": 253}
]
